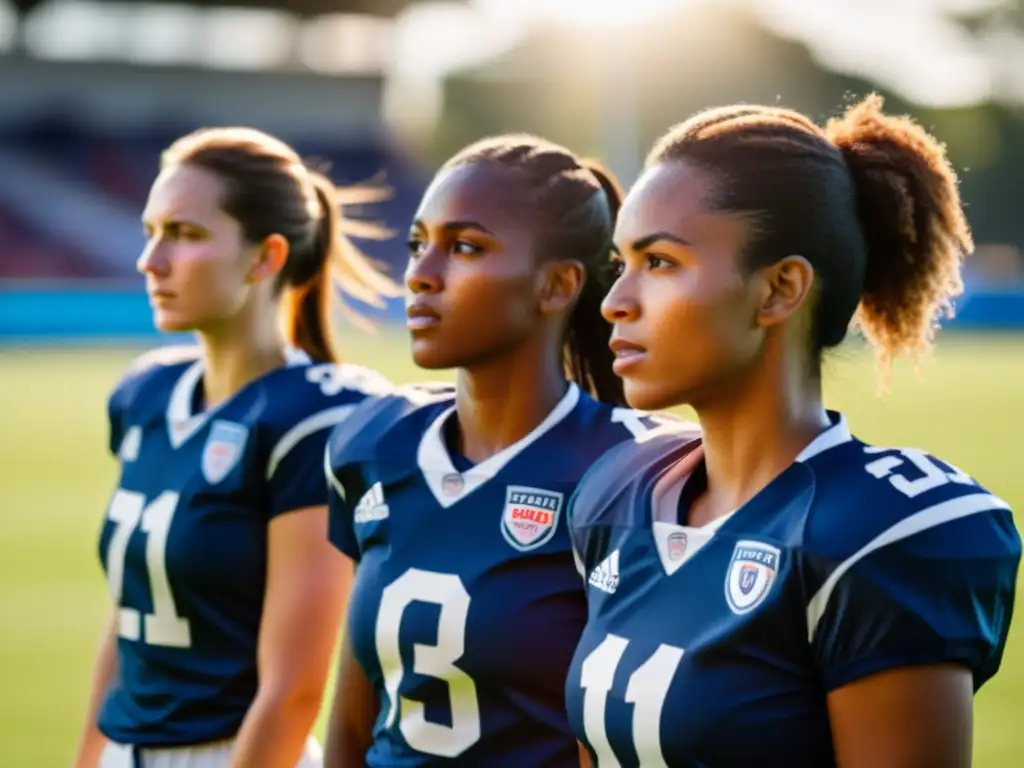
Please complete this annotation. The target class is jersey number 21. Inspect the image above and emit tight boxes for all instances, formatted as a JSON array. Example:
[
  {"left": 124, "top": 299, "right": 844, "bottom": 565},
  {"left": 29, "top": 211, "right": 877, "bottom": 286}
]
[{"left": 106, "top": 489, "right": 191, "bottom": 648}]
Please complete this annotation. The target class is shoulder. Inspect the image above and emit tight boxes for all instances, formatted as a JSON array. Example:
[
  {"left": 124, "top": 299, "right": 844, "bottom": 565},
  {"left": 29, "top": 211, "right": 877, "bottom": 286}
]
[
  {"left": 569, "top": 415, "right": 701, "bottom": 531},
  {"left": 326, "top": 381, "right": 455, "bottom": 471},
  {"left": 804, "top": 438, "right": 1017, "bottom": 562},
  {"left": 258, "top": 362, "right": 396, "bottom": 479},
  {"left": 563, "top": 394, "right": 701, "bottom": 462},
  {"left": 108, "top": 344, "right": 200, "bottom": 418},
  {"left": 260, "top": 361, "right": 394, "bottom": 430}
]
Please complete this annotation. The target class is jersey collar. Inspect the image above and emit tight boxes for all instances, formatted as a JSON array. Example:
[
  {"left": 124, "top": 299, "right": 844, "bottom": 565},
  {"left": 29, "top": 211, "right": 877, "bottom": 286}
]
[
  {"left": 165, "top": 346, "right": 311, "bottom": 449},
  {"left": 796, "top": 411, "right": 852, "bottom": 462},
  {"left": 416, "top": 383, "right": 581, "bottom": 509}
]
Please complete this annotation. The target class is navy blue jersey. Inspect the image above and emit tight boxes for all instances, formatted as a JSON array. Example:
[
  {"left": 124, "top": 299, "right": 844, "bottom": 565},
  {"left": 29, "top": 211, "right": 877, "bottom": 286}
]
[
  {"left": 97, "top": 346, "right": 392, "bottom": 747},
  {"left": 325, "top": 383, "right": 694, "bottom": 766},
  {"left": 566, "top": 412, "right": 1020, "bottom": 767}
]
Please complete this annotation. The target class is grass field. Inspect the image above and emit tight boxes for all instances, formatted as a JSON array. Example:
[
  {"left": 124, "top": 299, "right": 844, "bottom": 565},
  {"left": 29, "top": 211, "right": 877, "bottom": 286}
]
[{"left": 1, "top": 332, "right": 1022, "bottom": 766}]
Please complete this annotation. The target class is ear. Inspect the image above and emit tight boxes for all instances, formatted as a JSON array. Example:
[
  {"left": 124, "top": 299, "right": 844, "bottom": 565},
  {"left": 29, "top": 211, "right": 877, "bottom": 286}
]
[
  {"left": 537, "top": 259, "right": 585, "bottom": 316},
  {"left": 753, "top": 254, "right": 815, "bottom": 328},
  {"left": 248, "top": 233, "right": 289, "bottom": 285}
]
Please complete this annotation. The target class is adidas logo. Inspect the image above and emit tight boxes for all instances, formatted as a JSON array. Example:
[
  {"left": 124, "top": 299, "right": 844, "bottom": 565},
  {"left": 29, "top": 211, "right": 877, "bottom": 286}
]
[
  {"left": 354, "top": 482, "right": 389, "bottom": 524},
  {"left": 588, "top": 549, "right": 620, "bottom": 594},
  {"left": 118, "top": 426, "right": 141, "bottom": 462}
]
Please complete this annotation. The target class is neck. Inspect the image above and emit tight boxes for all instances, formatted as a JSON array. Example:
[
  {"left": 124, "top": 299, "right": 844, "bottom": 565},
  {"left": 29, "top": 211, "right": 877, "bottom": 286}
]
[
  {"left": 197, "top": 305, "right": 287, "bottom": 409},
  {"left": 691, "top": 353, "right": 830, "bottom": 524},
  {"left": 454, "top": 334, "right": 568, "bottom": 464}
]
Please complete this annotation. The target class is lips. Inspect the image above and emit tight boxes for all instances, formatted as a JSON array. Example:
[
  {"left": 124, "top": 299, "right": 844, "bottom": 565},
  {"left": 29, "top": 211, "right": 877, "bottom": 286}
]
[
  {"left": 609, "top": 336, "right": 647, "bottom": 372},
  {"left": 148, "top": 288, "right": 175, "bottom": 302},
  {"left": 406, "top": 303, "right": 441, "bottom": 331}
]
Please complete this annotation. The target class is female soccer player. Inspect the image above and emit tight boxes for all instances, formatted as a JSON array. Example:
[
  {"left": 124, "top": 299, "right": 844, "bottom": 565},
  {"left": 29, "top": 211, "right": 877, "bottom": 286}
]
[
  {"left": 72, "top": 127, "right": 397, "bottom": 768},
  {"left": 565, "top": 96, "right": 1021, "bottom": 767},
  {"left": 323, "top": 135, "right": 690, "bottom": 767}
]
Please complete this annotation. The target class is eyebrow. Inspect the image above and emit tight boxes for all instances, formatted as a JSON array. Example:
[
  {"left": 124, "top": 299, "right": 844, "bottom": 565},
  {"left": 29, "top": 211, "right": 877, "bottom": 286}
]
[
  {"left": 611, "top": 231, "right": 693, "bottom": 254},
  {"left": 411, "top": 219, "right": 496, "bottom": 236}
]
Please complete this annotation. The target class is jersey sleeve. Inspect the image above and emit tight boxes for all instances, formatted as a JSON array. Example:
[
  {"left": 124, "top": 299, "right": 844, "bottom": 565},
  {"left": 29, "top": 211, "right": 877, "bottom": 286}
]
[
  {"left": 106, "top": 346, "right": 198, "bottom": 456},
  {"left": 324, "top": 439, "right": 361, "bottom": 561},
  {"left": 807, "top": 491, "right": 1020, "bottom": 692},
  {"left": 107, "top": 381, "right": 127, "bottom": 457},
  {"left": 264, "top": 400, "right": 367, "bottom": 520}
]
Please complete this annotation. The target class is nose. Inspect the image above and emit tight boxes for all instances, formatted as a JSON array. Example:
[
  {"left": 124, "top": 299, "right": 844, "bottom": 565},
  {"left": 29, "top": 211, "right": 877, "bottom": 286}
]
[
  {"left": 137, "top": 239, "right": 170, "bottom": 277},
  {"left": 601, "top": 271, "right": 640, "bottom": 323},
  {"left": 405, "top": 247, "right": 443, "bottom": 295}
]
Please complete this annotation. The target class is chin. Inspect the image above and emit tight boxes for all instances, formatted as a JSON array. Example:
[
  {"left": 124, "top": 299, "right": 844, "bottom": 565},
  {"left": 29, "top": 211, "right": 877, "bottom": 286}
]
[
  {"left": 152, "top": 311, "right": 195, "bottom": 334},
  {"left": 623, "top": 380, "right": 686, "bottom": 413},
  {"left": 409, "top": 338, "right": 455, "bottom": 370}
]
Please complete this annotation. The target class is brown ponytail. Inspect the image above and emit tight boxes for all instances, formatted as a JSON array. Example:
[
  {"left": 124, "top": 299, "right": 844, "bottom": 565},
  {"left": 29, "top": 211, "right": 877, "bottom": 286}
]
[
  {"left": 825, "top": 95, "right": 972, "bottom": 373},
  {"left": 281, "top": 173, "right": 401, "bottom": 362}
]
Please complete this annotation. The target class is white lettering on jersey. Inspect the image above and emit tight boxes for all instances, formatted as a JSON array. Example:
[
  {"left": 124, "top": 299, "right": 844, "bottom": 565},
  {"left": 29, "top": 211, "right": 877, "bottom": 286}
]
[
  {"left": 354, "top": 482, "right": 390, "bottom": 524},
  {"left": 118, "top": 426, "right": 141, "bottom": 462},
  {"left": 611, "top": 408, "right": 697, "bottom": 443},
  {"left": 863, "top": 446, "right": 976, "bottom": 499},
  {"left": 106, "top": 489, "right": 191, "bottom": 648},
  {"left": 376, "top": 569, "right": 481, "bottom": 757},
  {"left": 580, "top": 634, "right": 685, "bottom": 767},
  {"left": 305, "top": 362, "right": 392, "bottom": 397},
  {"left": 589, "top": 549, "right": 621, "bottom": 594}
]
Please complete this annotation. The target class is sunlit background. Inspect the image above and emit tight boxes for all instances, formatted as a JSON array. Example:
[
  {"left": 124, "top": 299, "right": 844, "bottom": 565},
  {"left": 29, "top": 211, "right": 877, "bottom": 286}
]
[{"left": 1, "top": 0, "right": 1022, "bottom": 765}]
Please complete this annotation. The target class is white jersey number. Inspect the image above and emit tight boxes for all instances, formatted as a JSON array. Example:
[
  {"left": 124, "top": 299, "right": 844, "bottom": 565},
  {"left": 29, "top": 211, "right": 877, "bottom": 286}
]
[
  {"left": 864, "top": 447, "right": 974, "bottom": 499},
  {"left": 579, "top": 634, "right": 685, "bottom": 768},
  {"left": 611, "top": 408, "right": 690, "bottom": 444},
  {"left": 376, "top": 568, "right": 481, "bottom": 757},
  {"left": 106, "top": 490, "right": 191, "bottom": 648}
]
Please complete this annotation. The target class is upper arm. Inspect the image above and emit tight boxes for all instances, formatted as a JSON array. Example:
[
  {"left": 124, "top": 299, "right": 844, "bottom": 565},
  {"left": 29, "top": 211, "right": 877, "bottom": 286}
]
[
  {"left": 258, "top": 506, "right": 352, "bottom": 699},
  {"left": 827, "top": 663, "right": 974, "bottom": 768},
  {"left": 324, "top": 623, "right": 378, "bottom": 767}
]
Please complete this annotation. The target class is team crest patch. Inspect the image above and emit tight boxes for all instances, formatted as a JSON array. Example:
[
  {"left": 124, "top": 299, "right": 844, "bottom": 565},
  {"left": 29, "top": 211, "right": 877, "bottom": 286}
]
[
  {"left": 725, "top": 539, "right": 781, "bottom": 615},
  {"left": 667, "top": 531, "right": 688, "bottom": 561},
  {"left": 201, "top": 420, "right": 249, "bottom": 484},
  {"left": 501, "top": 485, "right": 563, "bottom": 551}
]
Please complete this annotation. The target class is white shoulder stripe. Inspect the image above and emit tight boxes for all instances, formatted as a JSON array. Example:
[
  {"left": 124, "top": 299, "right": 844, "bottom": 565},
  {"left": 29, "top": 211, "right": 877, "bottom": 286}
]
[
  {"left": 266, "top": 405, "right": 358, "bottom": 480},
  {"left": 805, "top": 492, "right": 1011, "bottom": 642},
  {"left": 323, "top": 441, "right": 347, "bottom": 501}
]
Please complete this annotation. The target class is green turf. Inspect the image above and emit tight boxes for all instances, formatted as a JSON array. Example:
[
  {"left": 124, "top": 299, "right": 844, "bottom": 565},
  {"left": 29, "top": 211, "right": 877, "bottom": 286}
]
[{"left": 0, "top": 333, "right": 1021, "bottom": 766}]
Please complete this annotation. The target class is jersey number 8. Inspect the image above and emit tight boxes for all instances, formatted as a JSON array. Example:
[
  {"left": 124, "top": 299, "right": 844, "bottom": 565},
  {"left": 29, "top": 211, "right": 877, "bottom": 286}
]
[
  {"left": 375, "top": 568, "right": 481, "bottom": 758},
  {"left": 106, "top": 489, "right": 191, "bottom": 648}
]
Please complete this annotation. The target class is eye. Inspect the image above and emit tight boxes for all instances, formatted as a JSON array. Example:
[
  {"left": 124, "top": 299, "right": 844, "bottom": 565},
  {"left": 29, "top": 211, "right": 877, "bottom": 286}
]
[
  {"left": 452, "top": 240, "right": 483, "bottom": 256},
  {"left": 646, "top": 254, "right": 674, "bottom": 270},
  {"left": 608, "top": 258, "right": 625, "bottom": 278},
  {"left": 407, "top": 237, "right": 426, "bottom": 257}
]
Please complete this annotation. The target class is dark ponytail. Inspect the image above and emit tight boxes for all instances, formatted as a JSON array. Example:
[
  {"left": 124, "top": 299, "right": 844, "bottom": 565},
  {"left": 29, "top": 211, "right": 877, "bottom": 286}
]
[
  {"left": 442, "top": 136, "right": 627, "bottom": 406},
  {"left": 564, "top": 160, "right": 626, "bottom": 406},
  {"left": 281, "top": 172, "right": 401, "bottom": 362},
  {"left": 161, "top": 127, "right": 400, "bottom": 365}
]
